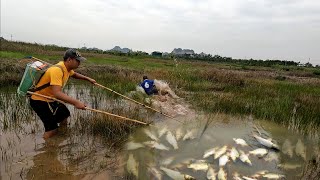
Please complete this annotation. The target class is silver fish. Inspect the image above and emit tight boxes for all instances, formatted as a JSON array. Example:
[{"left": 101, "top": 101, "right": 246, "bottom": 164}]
[
  {"left": 262, "top": 173, "right": 285, "bottom": 179},
  {"left": 251, "top": 170, "right": 268, "bottom": 178},
  {"left": 144, "top": 129, "right": 159, "bottom": 141},
  {"left": 126, "top": 141, "right": 145, "bottom": 150},
  {"left": 253, "top": 134, "right": 279, "bottom": 150},
  {"left": 233, "top": 172, "right": 243, "bottom": 180},
  {"left": 160, "top": 167, "right": 195, "bottom": 180},
  {"left": 148, "top": 166, "right": 162, "bottom": 180},
  {"left": 239, "top": 150, "right": 252, "bottom": 166},
  {"left": 282, "top": 139, "right": 293, "bottom": 158},
  {"left": 218, "top": 168, "right": 227, "bottom": 180},
  {"left": 214, "top": 146, "right": 227, "bottom": 159},
  {"left": 295, "top": 139, "right": 306, "bottom": 161},
  {"left": 127, "top": 154, "right": 139, "bottom": 177},
  {"left": 233, "top": 138, "right": 248, "bottom": 146},
  {"left": 154, "top": 142, "right": 170, "bottom": 151},
  {"left": 242, "top": 176, "right": 257, "bottom": 180},
  {"left": 277, "top": 163, "right": 301, "bottom": 170},
  {"left": 160, "top": 156, "right": 175, "bottom": 166},
  {"left": 249, "top": 148, "right": 268, "bottom": 157},
  {"left": 229, "top": 147, "right": 239, "bottom": 162},
  {"left": 143, "top": 140, "right": 157, "bottom": 147},
  {"left": 158, "top": 126, "right": 168, "bottom": 138},
  {"left": 144, "top": 141, "right": 170, "bottom": 151},
  {"left": 166, "top": 131, "right": 178, "bottom": 149},
  {"left": 207, "top": 166, "right": 217, "bottom": 180},
  {"left": 188, "top": 161, "right": 209, "bottom": 171},
  {"left": 171, "top": 158, "right": 195, "bottom": 169},
  {"left": 183, "top": 129, "right": 196, "bottom": 141},
  {"left": 219, "top": 154, "right": 229, "bottom": 167},
  {"left": 175, "top": 127, "right": 184, "bottom": 141},
  {"left": 203, "top": 147, "right": 219, "bottom": 159}
]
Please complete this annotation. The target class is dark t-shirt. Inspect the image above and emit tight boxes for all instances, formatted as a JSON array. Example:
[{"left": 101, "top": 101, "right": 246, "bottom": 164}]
[{"left": 141, "top": 79, "right": 155, "bottom": 95}]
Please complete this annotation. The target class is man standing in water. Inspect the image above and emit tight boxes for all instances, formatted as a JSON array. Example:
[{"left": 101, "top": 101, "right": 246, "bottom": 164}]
[{"left": 29, "top": 49, "right": 96, "bottom": 139}]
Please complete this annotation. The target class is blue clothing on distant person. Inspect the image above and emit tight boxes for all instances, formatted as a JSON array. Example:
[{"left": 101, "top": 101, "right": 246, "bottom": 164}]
[{"left": 140, "top": 76, "right": 158, "bottom": 95}]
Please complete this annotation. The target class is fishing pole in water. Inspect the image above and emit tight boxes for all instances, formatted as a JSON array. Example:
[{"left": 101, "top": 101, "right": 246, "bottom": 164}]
[
  {"left": 94, "top": 83, "right": 175, "bottom": 119},
  {"left": 27, "top": 91, "right": 149, "bottom": 125}
]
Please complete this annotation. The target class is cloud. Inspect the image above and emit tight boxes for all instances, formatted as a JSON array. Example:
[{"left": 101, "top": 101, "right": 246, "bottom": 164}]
[{"left": 1, "top": 0, "right": 319, "bottom": 64}]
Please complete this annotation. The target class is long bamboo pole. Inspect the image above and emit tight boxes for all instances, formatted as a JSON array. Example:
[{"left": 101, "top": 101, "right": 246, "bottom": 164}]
[
  {"left": 27, "top": 91, "right": 148, "bottom": 125},
  {"left": 94, "top": 83, "right": 174, "bottom": 118},
  {"left": 24, "top": 56, "right": 174, "bottom": 119}
]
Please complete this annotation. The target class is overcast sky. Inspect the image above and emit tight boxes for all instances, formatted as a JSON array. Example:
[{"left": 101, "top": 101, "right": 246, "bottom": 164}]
[{"left": 1, "top": 0, "right": 320, "bottom": 65}]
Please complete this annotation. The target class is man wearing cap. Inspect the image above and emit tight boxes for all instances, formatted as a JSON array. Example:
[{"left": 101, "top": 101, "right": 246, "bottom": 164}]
[{"left": 29, "top": 49, "right": 96, "bottom": 139}]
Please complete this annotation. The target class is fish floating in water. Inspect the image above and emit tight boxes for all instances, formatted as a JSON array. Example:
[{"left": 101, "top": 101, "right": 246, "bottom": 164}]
[
  {"left": 251, "top": 170, "right": 269, "bottom": 178},
  {"left": 127, "top": 154, "right": 139, "bottom": 177},
  {"left": 214, "top": 146, "right": 227, "bottom": 159},
  {"left": 143, "top": 141, "right": 170, "bottom": 151},
  {"left": 175, "top": 127, "right": 184, "bottom": 141},
  {"left": 262, "top": 173, "right": 285, "bottom": 179},
  {"left": 242, "top": 176, "right": 257, "bottom": 180},
  {"left": 203, "top": 147, "right": 218, "bottom": 159},
  {"left": 158, "top": 126, "right": 168, "bottom": 138},
  {"left": 233, "top": 138, "right": 248, "bottom": 146},
  {"left": 277, "top": 163, "right": 301, "bottom": 170},
  {"left": 144, "top": 129, "right": 159, "bottom": 141},
  {"left": 219, "top": 154, "right": 230, "bottom": 166},
  {"left": 160, "top": 167, "right": 195, "bottom": 180},
  {"left": 188, "top": 161, "right": 209, "bottom": 171},
  {"left": 295, "top": 139, "right": 307, "bottom": 161},
  {"left": 160, "top": 156, "right": 175, "bottom": 166},
  {"left": 126, "top": 141, "right": 145, "bottom": 150},
  {"left": 282, "top": 139, "right": 293, "bottom": 158},
  {"left": 239, "top": 150, "right": 252, "bottom": 166},
  {"left": 249, "top": 148, "right": 268, "bottom": 157},
  {"left": 166, "top": 131, "right": 179, "bottom": 149},
  {"left": 229, "top": 147, "right": 240, "bottom": 162},
  {"left": 207, "top": 166, "right": 217, "bottom": 180},
  {"left": 253, "top": 134, "right": 279, "bottom": 150},
  {"left": 218, "top": 168, "right": 227, "bottom": 180},
  {"left": 148, "top": 166, "right": 162, "bottom": 180},
  {"left": 233, "top": 172, "right": 242, "bottom": 180},
  {"left": 183, "top": 129, "right": 196, "bottom": 141}
]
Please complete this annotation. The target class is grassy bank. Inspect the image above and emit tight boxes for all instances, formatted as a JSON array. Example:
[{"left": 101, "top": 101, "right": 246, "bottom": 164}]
[{"left": 1, "top": 40, "right": 320, "bottom": 134}]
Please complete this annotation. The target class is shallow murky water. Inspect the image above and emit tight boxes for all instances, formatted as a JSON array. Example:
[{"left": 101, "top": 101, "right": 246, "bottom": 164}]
[
  {"left": 1, "top": 85, "right": 319, "bottom": 179},
  {"left": 124, "top": 113, "right": 319, "bottom": 179}
]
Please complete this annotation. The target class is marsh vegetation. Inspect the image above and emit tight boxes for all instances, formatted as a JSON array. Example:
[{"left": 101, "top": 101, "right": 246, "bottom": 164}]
[{"left": 1, "top": 40, "right": 319, "bottom": 179}]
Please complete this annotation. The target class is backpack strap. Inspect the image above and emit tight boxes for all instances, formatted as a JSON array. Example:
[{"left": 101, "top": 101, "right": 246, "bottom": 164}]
[{"left": 29, "top": 65, "right": 65, "bottom": 92}]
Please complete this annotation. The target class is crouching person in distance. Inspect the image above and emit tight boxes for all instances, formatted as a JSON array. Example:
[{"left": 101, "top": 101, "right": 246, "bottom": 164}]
[
  {"left": 29, "top": 49, "right": 96, "bottom": 139},
  {"left": 140, "top": 76, "right": 167, "bottom": 102}
]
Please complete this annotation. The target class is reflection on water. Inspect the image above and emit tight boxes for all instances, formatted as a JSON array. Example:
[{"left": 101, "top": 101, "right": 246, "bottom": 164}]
[
  {"left": 0, "top": 86, "right": 129, "bottom": 179},
  {"left": 124, "top": 114, "right": 320, "bottom": 179}
]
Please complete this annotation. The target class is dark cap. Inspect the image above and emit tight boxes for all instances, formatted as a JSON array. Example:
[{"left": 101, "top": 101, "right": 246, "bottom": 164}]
[
  {"left": 143, "top": 76, "right": 148, "bottom": 80},
  {"left": 63, "top": 48, "right": 86, "bottom": 61}
]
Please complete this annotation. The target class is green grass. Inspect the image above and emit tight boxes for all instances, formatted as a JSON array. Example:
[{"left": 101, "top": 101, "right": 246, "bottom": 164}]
[{"left": 1, "top": 41, "right": 320, "bottom": 133}]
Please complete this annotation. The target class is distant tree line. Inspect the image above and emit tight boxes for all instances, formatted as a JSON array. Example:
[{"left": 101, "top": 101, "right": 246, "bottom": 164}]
[
  {"left": 183, "top": 53, "right": 300, "bottom": 67},
  {"left": 1, "top": 38, "right": 317, "bottom": 67}
]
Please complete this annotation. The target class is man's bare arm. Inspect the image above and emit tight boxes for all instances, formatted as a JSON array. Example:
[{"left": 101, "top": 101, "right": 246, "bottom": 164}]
[
  {"left": 51, "top": 85, "right": 86, "bottom": 109},
  {"left": 71, "top": 72, "right": 96, "bottom": 84}
]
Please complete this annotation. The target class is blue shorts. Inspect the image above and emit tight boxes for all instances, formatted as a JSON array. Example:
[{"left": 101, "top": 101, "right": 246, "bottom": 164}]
[{"left": 30, "top": 99, "right": 70, "bottom": 132}]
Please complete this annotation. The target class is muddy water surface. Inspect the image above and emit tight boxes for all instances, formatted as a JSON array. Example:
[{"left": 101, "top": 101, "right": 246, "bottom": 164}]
[{"left": 125, "top": 114, "right": 319, "bottom": 179}]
